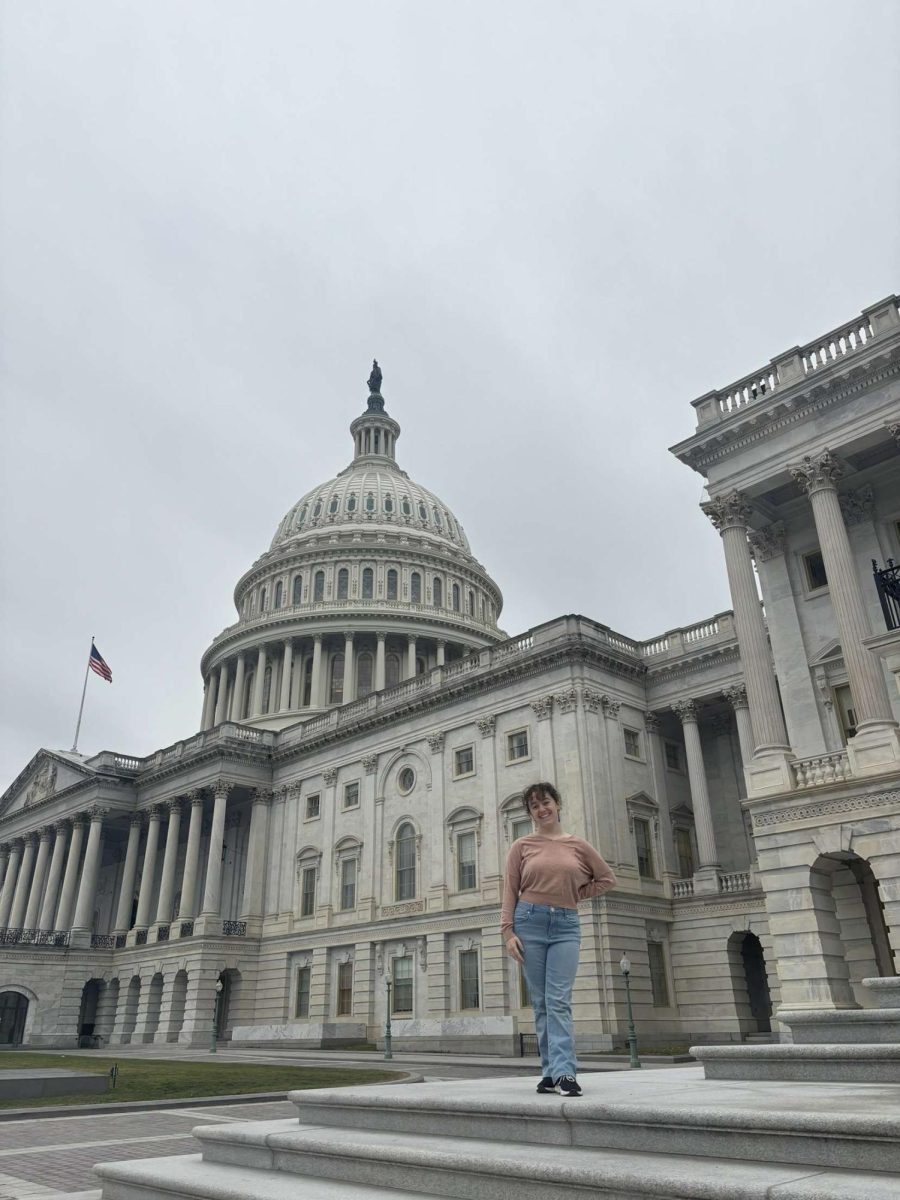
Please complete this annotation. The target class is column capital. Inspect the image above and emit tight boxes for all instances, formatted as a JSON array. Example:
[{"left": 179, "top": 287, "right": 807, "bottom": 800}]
[
  {"left": 701, "top": 490, "right": 752, "bottom": 533},
  {"left": 145, "top": 804, "right": 164, "bottom": 821},
  {"left": 435, "top": 637, "right": 447, "bottom": 647},
  {"left": 722, "top": 684, "right": 749, "bottom": 710},
  {"left": 581, "top": 688, "right": 604, "bottom": 713},
  {"left": 9, "top": 838, "right": 25, "bottom": 852},
  {"left": 87, "top": 804, "right": 109, "bottom": 821},
  {"left": 644, "top": 711, "right": 661, "bottom": 734},
  {"left": 477, "top": 715, "right": 496, "bottom": 738},
  {"left": 790, "top": 448, "right": 843, "bottom": 496},
  {"left": 426, "top": 731, "right": 445, "bottom": 753},
  {"left": 362, "top": 755, "right": 378, "bottom": 774},
  {"left": 212, "top": 782, "right": 234, "bottom": 802},
  {"left": 323, "top": 767, "right": 338, "bottom": 785},
  {"left": 672, "top": 699, "right": 699, "bottom": 725},
  {"left": 36, "top": 825, "right": 54, "bottom": 842},
  {"left": 747, "top": 522, "right": 786, "bottom": 562},
  {"left": 51, "top": 819, "right": 69, "bottom": 836},
  {"left": 70, "top": 814, "right": 87, "bottom": 830},
  {"left": 888, "top": 421, "right": 900, "bottom": 447},
  {"left": 22, "top": 831, "right": 38, "bottom": 847},
  {"left": 839, "top": 484, "right": 875, "bottom": 527},
  {"left": 313, "top": 632, "right": 324, "bottom": 643},
  {"left": 162, "top": 797, "right": 183, "bottom": 816},
  {"left": 531, "top": 695, "right": 554, "bottom": 720},
  {"left": 376, "top": 630, "right": 388, "bottom": 641},
  {"left": 251, "top": 787, "right": 273, "bottom": 806},
  {"left": 600, "top": 694, "right": 621, "bottom": 720},
  {"left": 186, "top": 789, "right": 205, "bottom": 807}
]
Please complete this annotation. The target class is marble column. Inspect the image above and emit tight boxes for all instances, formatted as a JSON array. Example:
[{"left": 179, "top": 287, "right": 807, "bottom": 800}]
[
  {"left": 199, "top": 784, "right": 231, "bottom": 920},
  {"left": 375, "top": 632, "right": 386, "bottom": 691},
  {"left": 0, "top": 840, "right": 23, "bottom": 927},
  {"left": 279, "top": 640, "right": 294, "bottom": 711},
  {"left": 55, "top": 816, "right": 86, "bottom": 931},
  {"left": 114, "top": 815, "right": 143, "bottom": 933},
  {"left": 154, "top": 800, "right": 183, "bottom": 926},
  {"left": 134, "top": 806, "right": 163, "bottom": 932},
  {"left": 791, "top": 450, "right": 900, "bottom": 773},
  {"left": 38, "top": 822, "right": 69, "bottom": 931},
  {"left": 24, "top": 827, "right": 53, "bottom": 930},
  {"left": 178, "top": 793, "right": 205, "bottom": 922},
  {"left": 229, "top": 653, "right": 246, "bottom": 722},
  {"left": 436, "top": 639, "right": 446, "bottom": 667},
  {"left": 600, "top": 697, "right": 632, "bottom": 871},
  {"left": 240, "top": 789, "right": 271, "bottom": 923},
  {"left": 9, "top": 834, "right": 37, "bottom": 929},
  {"left": 251, "top": 646, "right": 267, "bottom": 716},
  {"left": 0, "top": 845, "right": 9, "bottom": 907},
  {"left": 213, "top": 662, "right": 230, "bottom": 725},
  {"left": 310, "top": 635, "right": 324, "bottom": 707},
  {"left": 723, "top": 685, "right": 755, "bottom": 768},
  {"left": 200, "top": 676, "right": 216, "bottom": 731},
  {"left": 342, "top": 633, "right": 355, "bottom": 703},
  {"left": 406, "top": 636, "right": 417, "bottom": 679},
  {"left": 672, "top": 700, "right": 719, "bottom": 876},
  {"left": 644, "top": 712, "right": 679, "bottom": 879},
  {"left": 71, "top": 807, "right": 107, "bottom": 935}
]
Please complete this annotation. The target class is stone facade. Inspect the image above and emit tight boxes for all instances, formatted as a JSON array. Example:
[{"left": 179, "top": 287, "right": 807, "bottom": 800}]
[{"left": 1, "top": 301, "right": 899, "bottom": 1053}]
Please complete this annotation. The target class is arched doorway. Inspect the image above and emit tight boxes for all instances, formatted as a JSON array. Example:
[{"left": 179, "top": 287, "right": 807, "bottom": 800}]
[
  {"left": 811, "top": 852, "right": 896, "bottom": 1005},
  {"left": 0, "top": 991, "right": 28, "bottom": 1046},
  {"left": 728, "top": 931, "right": 772, "bottom": 1036}
]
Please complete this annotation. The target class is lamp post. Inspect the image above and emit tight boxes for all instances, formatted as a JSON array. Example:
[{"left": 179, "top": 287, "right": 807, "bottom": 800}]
[
  {"left": 384, "top": 978, "right": 393, "bottom": 1060},
  {"left": 619, "top": 954, "right": 641, "bottom": 1069},
  {"left": 211, "top": 978, "right": 223, "bottom": 1054}
]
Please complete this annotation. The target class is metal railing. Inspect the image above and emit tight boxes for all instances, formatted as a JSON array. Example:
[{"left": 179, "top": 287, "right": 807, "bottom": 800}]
[
  {"left": 90, "top": 934, "right": 116, "bottom": 949},
  {"left": 874, "top": 559, "right": 900, "bottom": 631},
  {"left": 179, "top": 920, "right": 195, "bottom": 938},
  {"left": 223, "top": 920, "right": 247, "bottom": 936},
  {"left": 0, "top": 927, "right": 70, "bottom": 946}
]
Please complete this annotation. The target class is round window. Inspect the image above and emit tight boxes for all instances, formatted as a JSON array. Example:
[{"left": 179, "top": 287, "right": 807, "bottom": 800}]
[{"left": 398, "top": 767, "right": 416, "bottom": 794}]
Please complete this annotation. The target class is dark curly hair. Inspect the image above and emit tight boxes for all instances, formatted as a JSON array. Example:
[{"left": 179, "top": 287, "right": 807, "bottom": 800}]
[{"left": 522, "top": 781, "right": 562, "bottom": 815}]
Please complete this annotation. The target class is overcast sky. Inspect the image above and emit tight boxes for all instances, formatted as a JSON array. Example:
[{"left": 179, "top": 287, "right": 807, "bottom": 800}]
[{"left": 1, "top": 1, "right": 898, "bottom": 790}]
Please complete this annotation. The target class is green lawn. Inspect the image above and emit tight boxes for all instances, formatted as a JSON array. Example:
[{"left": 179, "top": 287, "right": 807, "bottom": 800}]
[{"left": 0, "top": 1052, "right": 402, "bottom": 1109}]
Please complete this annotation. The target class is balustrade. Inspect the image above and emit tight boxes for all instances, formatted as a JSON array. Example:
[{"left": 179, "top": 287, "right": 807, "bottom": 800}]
[{"left": 790, "top": 751, "right": 853, "bottom": 788}]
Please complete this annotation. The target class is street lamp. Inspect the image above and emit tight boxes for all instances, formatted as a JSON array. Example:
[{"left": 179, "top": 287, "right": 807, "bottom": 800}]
[
  {"left": 619, "top": 955, "right": 641, "bottom": 1069},
  {"left": 211, "top": 979, "right": 223, "bottom": 1054},
  {"left": 384, "top": 978, "right": 393, "bottom": 1060}
]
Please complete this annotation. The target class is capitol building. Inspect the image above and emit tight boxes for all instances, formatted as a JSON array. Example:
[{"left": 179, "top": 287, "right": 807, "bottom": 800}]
[{"left": 1, "top": 297, "right": 899, "bottom": 1054}]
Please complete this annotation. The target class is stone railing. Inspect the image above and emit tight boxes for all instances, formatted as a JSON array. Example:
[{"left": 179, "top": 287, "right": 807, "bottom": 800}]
[
  {"left": 673, "top": 879, "right": 694, "bottom": 899},
  {"left": 719, "top": 871, "right": 753, "bottom": 894},
  {"left": 791, "top": 751, "right": 852, "bottom": 789},
  {"left": 0, "top": 927, "right": 70, "bottom": 947},
  {"left": 638, "top": 612, "right": 736, "bottom": 662}
]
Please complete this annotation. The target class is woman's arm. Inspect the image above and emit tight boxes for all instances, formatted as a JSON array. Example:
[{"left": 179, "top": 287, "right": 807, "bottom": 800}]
[
  {"left": 499, "top": 841, "right": 523, "bottom": 939},
  {"left": 577, "top": 842, "right": 617, "bottom": 899}
]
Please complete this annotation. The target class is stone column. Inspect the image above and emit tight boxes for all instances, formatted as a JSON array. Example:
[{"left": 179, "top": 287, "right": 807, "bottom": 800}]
[
  {"left": 38, "top": 822, "right": 69, "bottom": 931},
  {"left": 0, "top": 840, "right": 23, "bottom": 927},
  {"left": 644, "top": 713, "right": 679, "bottom": 880},
  {"left": 55, "top": 817, "right": 86, "bottom": 931},
  {"left": 251, "top": 646, "right": 267, "bottom": 716},
  {"left": 197, "top": 783, "right": 232, "bottom": 930},
  {"left": 114, "top": 815, "right": 143, "bottom": 934},
  {"left": 702, "top": 491, "right": 793, "bottom": 795},
  {"left": 213, "top": 662, "right": 230, "bottom": 725},
  {"left": 200, "top": 676, "right": 216, "bottom": 731},
  {"left": 229, "top": 653, "right": 246, "bottom": 722},
  {"left": 723, "top": 685, "right": 755, "bottom": 768},
  {"left": 406, "top": 635, "right": 417, "bottom": 679},
  {"left": 375, "top": 632, "right": 386, "bottom": 691},
  {"left": 600, "top": 697, "right": 632, "bottom": 872},
  {"left": 24, "top": 827, "right": 53, "bottom": 930},
  {"left": 672, "top": 701, "right": 719, "bottom": 882},
  {"left": 71, "top": 807, "right": 107, "bottom": 938},
  {"left": 436, "top": 639, "right": 446, "bottom": 667},
  {"left": 310, "top": 634, "right": 324, "bottom": 707},
  {"left": 279, "top": 640, "right": 294, "bottom": 711},
  {"left": 342, "top": 633, "right": 355, "bottom": 703},
  {"left": 178, "top": 793, "right": 205, "bottom": 923},
  {"left": 133, "top": 806, "right": 162, "bottom": 933},
  {"left": 178, "top": 969, "right": 220, "bottom": 1047},
  {"left": 9, "top": 834, "right": 37, "bottom": 929},
  {"left": 791, "top": 450, "right": 900, "bottom": 774},
  {"left": 154, "top": 800, "right": 183, "bottom": 928},
  {"left": 240, "top": 789, "right": 271, "bottom": 929},
  {"left": 0, "top": 845, "right": 8, "bottom": 901}
]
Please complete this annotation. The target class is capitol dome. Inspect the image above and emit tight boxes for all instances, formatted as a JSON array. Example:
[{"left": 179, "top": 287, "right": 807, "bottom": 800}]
[{"left": 198, "top": 365, "right": 505, "bottom": 731}]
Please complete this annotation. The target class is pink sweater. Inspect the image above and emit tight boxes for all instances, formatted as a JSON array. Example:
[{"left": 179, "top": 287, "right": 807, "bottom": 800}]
[{"left": 500, "top": 835, "right": 617, "bottom": 938}]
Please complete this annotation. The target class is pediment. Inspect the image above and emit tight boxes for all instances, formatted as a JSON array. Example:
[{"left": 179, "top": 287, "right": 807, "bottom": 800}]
[
  {"left": 811, "top": 639, "right": 843, "bottom": 666},
  {"left": 0, "top": 750, "right": 94, "bottom": 820},
  {"left": 625, "top": 791, "right": 658, "bottom": 810}
]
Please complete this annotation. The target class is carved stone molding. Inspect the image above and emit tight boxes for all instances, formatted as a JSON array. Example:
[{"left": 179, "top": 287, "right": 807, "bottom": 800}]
[
  {"left": 251, "top": 788, "right": 274, "bottom": 806},
  {"left": 531, "top": 696, "right": 553, "bottom": 721},
  {"left": 86, "top": 805, "right": 110, "bottom": 821},
  {"left": 382, "top": 899, "right": 426, "bottom": 918},
  {"left": 790, "top": 449, "right": 843, "bottom": 495},
  {"left": 644, "top": 711, "right": 661, "bottom": 734},
  {"left": 839, "top": 484, "right": 875, "bottom": 527},
  {"left": 747, "top": 522, "right": 786, "bottom": 562},
  {"left": 323, "top": 768, "right": 338, "bottom": 786},
  {"left": 554, "top": 688, "right": 578, "bottom": 714},
  {"left": 888, "top": 422, "right": 900, "bottom": 447},
  {"left": 477, "top": 716, "right": 496, "bottom": 738},
  {"left": 701, "top": 490, "right": 752, "bottom": 533},
  {"left": 212, "top": 783, "right": 234, "bottom": 802},
  {"left": 672, "top": 699, "right": 699, "bottom": 725},
  {"left": 426, "top": 732, "right": 445, "bottom": 753},
  {"left": 722, "top": 684, "right": 748, "bottom": 710},
  {"left": 600, "top": 695, "right": 621, "bottom": 720},
  {"left": 362, "top": 755, "right": 378, "bottom": 775},
  {"left": 752, "top": 788, "right": 900, "bottom": 828}
]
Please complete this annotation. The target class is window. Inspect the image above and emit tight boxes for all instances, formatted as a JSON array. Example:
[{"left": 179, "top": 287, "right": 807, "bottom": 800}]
[
  {"left": 395, "top": 822, "right": 416, "bottom": 900},
  {"left": 337, "top": 568, "right": 349, "bottom": 600},
  {"left": 292, "top": 574, "right": 303, "bottom": 605},
  {"left": 624, "top": 728, "right": 642, "bottom": 758},
  {"left": 340, "top": 858, "right": 357, "bottom": 910},
  {"left": 512, "top": 817, "right": 532, "bottom": 841},
  {"left": 300, "top": 867, "right": 317, "bottom": 918},
  {"left": 803, "top": 549, "right": 828, "bottom": 592},
  {"left": 834, "top": 684, "right": 858, "bottom": 742},
  {"left": 398, "top": 767, "right": 415, "bottom": 794},
  {"left": 675, "top": 827, "right": 694, "bottom": 878},
  {"left": 337, "top": 961, "right": 353, "bottom": 1015},
  {"left": 418, "top": 501, "right": 428, "bottom": 521},
  {"left": 454, "top": 746, "right": 474, "bottom": 777},
  {"left": 298, "top": 504, "right": 308, "bottom": 525},
  {"left": 302, "top": 657, "right": 313, "bottom": 706},
  {"left": 357, "top": 653, "right": 373, "bottom": 698},
  {"left": 313, "top": 499, "right": 322, "bottom": 518},
  {"left": 362, "top": 567, "right": 374, "bottom": 599},
  {"left": 329, "top": 495, "right": 339, "bottom": 514},
  {"left": 383, "top": 494, "right": 393, "bottom": 514},
  {"left": 305, "top": 793, "right": 320, "bottom": 820},
  {"left": 401, "top": 496, "right": 411, "bottom": 517},
  {"left": 433, "top": 577, "right": 443, "bottom": 607},
  {"left": 274, "top": 580, "right": 283, "bottom": 608},
  {"left": 457, "top": 831, "right": 477, "bottom": 891},
  {"left": 664, "top": 741, "right": 683, "bottom": 771},
  {"left": 507, "top": 729, "right": 529, "bottom": 762},
  {"left": 314, "top": 570, "right": 325, "bottom": 601},
  {"left": 347, "top": 493, "right": 357, "bottom": 512},
  {"left": 392, "top": 955, "right": 413, "bottom": 1013},
  {"left": 329, "top": 653, "right": 344, "bottom": 704},
  {"left": 385, "top": 653, "right": 401, "bottom": 689},
  {"left": 634, "top": 818, "right": 655, "bottom": 879},
  {"left": 387, "top": 569, "right": 398, "bottom": 600},
  {"left": 410, "top": 572, "right": 421, "bottom": 603},
  {"left": 467, "top": 591, "right": 475, "bottom": 616},
  {"left": 452, "top": 583, "right": 461, "bottom": 611},
  {"left": 365, "top": 492, "right": 375, "bottom": 512},
  {"left": 648, "top": 941, "right": 671, "bottom": 1007},
  {"left": 343, "top": 781, "right": 360, "bottom": 809},
  {"left": 459, "top": 948, "right": 480, "bottom": 1009},
  {"left": 295, "top": 966, "right": 311, "bottom": 1017},
  {"left": 262, "top": 665, "right": 273, "bottom": 713},
  {"left": 433, "top": 506, "right": 442, "bottom": 527},
  {"left": 260, "top": 587, "right": 268, "bottom": 611}
]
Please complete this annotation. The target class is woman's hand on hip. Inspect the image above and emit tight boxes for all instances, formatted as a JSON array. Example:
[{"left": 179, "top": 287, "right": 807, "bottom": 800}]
[{"left": 506, "top": 935, "right": 524, "bottom": 964}]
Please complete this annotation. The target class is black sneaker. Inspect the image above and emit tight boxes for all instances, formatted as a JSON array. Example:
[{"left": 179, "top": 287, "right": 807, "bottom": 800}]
[
  {"left": 556, "top": 1075, "right": 582, "bottom": 1097},
  {"left": 536, "top": 1076, "right": 556, "bottom": 1094}
]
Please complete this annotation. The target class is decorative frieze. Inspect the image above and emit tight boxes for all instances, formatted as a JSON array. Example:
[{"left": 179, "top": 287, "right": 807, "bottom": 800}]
[
  {"left": 752, "top": 788, "right": 900, "bottom": 828},
  {"left": 381, "top": 899, "right": 426, "bottom": 918}
]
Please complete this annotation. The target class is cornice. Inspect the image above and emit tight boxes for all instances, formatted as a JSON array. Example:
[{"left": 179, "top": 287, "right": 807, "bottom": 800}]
[
  {"left": 644, "top": 643, "right": 742, "bottom": 683},
  {"left": 675, "top": 898, "right": 766, "bottom": 916},
  {"left": 751, "top": 787, "right": 900, "bottom": 829}
]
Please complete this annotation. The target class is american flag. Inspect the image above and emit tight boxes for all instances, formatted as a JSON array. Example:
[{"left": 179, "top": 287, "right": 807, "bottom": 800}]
[{"left": 89, "top": 642, "right": 113, "bottom": 683}]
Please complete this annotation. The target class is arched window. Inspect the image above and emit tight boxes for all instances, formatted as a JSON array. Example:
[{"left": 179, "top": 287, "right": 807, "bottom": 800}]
[
  {"left": 357, "top": 652, "right": 374, "bottom": 698},
  {"left": 314, "top": 571, "right": 325, "bottom": 602},
  {"left": 298, "top": 504, "right": 308, "bottom": 524},
  {"left": 260, "top": 587, "right": 268, "bottom": 612},
  {"left": 263, "top": 665, "right": 273, "bottom": 712},
  {"left": 401, "top": 496, "right": 411, "bottom": 517},
  {"left": 467, "top": 591, "right": 475, "bottom": 616},
  {"left": 313, "top": 499, "right": 322, "bottom": 518},
  {"left": 395, "top": 822, "right": 416, "bottom": 900},
  {"left": 302, "top": 657, "right": 313, "bottom": 707},
  {"left": 347, "top": 493, "right": 357, "bottom": 512},
  {"left": 337, "top": 568, "right": 349, "bottom": 600},
  {"left": 416, "top": 656, "right": 426, "bottom": 675},
  {"left": 410, "top": 572, "right": 421, "bottom": 603},
  {"left": 274, "top": 581, "right": 283, "bottom": 609},
  {"left": 386, "top": 653, "right": 401, "bottom": 689},
  {"left": 418, "top": 501, "right": 428, "bottom": 521},
  {"left": 365, "top": 492, "right": 375, "bottom": 513},
  {"left": 387, "top": 569, "right": 398, "bottom": 600},
  {"left": 384, "top": 494, "right": 394, "bottom": 514},
  {"left": 329, "top": 495, "right": 339, "bottom": 514},
  {"left": 432, "top": 506, "right": 442, "bottom": 527},
  {"left": 362, "top": 568, "right": 374, "bottom": 599},
  {"left": 452, "top": 583, "right": 460, "bottom": 612},
  {"left": 330, "top": 653, "right": 345, "bottom": 704},
  {"left": 433, "top": 577, "right": 443, "bottom": 608},
  {"left": 243, "top": 673, "right": 254, "bottom": 719},
  {"left": 292, "top": 574, "right": 303, "bottom": 605}
]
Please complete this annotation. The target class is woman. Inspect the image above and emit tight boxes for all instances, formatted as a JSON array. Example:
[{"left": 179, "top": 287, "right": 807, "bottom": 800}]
[{"left": 501, "top": 781, "right": 616, "bottom": 1096}]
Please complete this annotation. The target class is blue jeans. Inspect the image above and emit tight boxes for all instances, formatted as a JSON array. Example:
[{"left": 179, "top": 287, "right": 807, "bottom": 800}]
[{"left": 514, "top": 901, "right": 581, "bottom": 1080}]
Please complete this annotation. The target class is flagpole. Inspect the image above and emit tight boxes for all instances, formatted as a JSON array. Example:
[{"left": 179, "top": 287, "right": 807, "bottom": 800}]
[{"left": 71, "top": 637, "right": 93, "bottom": 753}]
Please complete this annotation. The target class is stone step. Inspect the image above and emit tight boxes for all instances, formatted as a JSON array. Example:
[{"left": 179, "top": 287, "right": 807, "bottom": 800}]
[
  {"left": 695, "top": 1043, "right": 900, "bottom": 1083},
  {"left": 777, "top": 1007, "right": 900, "bottom": 1044},
  {"left": 279, "top": 1072, "right": 900, "bottom": 1172}
]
